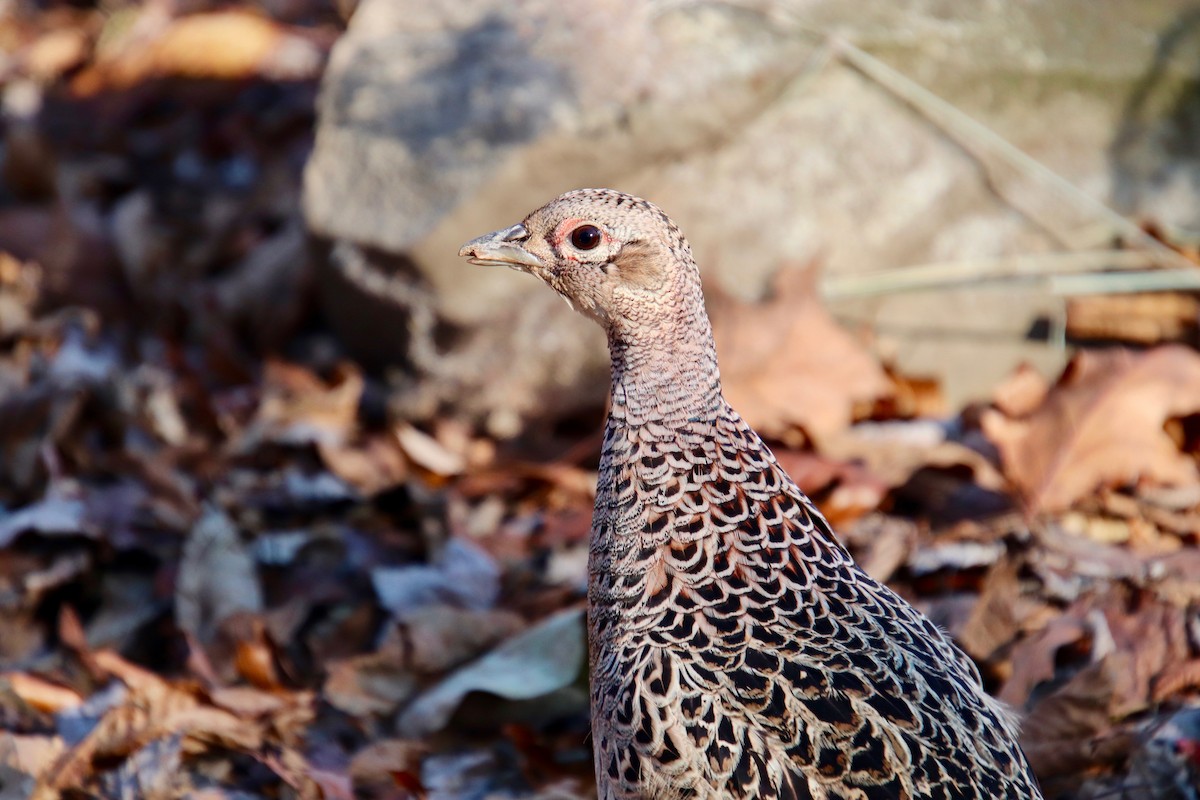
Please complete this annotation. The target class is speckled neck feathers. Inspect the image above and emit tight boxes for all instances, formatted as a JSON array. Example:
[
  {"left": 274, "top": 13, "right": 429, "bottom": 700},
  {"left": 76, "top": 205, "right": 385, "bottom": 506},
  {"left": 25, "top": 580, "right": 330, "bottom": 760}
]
[{"left": 605, "top": 246, "right": 723, "bottom": 428}]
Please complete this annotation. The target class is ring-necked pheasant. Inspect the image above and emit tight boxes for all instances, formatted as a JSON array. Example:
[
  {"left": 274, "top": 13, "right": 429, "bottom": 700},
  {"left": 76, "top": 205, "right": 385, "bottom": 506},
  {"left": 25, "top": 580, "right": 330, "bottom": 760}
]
[{"left": 460, "top": 189, "right": 1044, "bottom": 800}]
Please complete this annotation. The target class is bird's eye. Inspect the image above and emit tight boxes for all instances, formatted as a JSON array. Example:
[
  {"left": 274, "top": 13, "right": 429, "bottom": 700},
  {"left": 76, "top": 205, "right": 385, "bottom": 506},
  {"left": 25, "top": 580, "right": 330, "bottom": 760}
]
[{"left": 570, "top": 225, "right": 603, "bottom": 251}]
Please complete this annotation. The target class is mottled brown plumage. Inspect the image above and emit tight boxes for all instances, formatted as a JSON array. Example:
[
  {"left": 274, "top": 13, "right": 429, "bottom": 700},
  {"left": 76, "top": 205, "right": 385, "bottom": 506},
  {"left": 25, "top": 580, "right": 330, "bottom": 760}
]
[{"left": 460, "top": 189, "right": 1044, "bottom": 800}]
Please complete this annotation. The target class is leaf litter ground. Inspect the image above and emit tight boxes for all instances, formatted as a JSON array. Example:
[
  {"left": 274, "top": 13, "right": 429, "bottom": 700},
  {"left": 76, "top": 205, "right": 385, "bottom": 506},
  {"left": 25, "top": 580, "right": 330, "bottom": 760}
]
[{"left": 2, "top": 4, "right": 1200, "bottom": 799}]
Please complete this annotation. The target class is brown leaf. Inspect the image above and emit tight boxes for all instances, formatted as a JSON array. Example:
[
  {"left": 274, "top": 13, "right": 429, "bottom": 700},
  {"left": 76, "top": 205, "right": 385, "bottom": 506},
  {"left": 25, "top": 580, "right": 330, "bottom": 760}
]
[
  {"left": 3, "top": 673, "right": 83, "bottom": 714},
  {"left": 1102, "top": 597, "right": 1190, "bottom": 718},
  {"left": 0, "top": 732, "right": 65, "bottom": 784},
  {"left": 241, "top": 360, "right": 363, "bottom": 450},
  {"left": 883, "top": 367, "right": 945, "bottom": 418},
  {"left": 324, "top": 651, "right": 414, "bottom": 718},
  {"left": 1003, "top": 587, "right": 1189, "bottom": 718},
  {"left": 772, "top": 450, "right": 889, "bottom": 526},
  {"left": 395, "top": 423, "right": 466, "bottom": 477},
  {"left": 836, "top": 515, "right": 916, "bottom": 585},
  {"left": 349, "top": 740, "right": 428, "bottom": 798},
  {"left": 999, "top": 610, "right": 1089, "bottom": 709},
  {"left": 230, "top": 618, "right": 282, "bottom": 691},
  {"left": 20, "top": 27, "right": 91, "bottom": 82},
  {"left": 39, "top": 646, "right": 315, "bottom": 795},
  {"left": 71, "top": 10, "right": 325, "bottom": 95},
  {"left": 824, "top": 423, "right": 1006, "bottom": 493},
  {"left": 982, "top": 347, "right": 1200, "bottom": 512},
  {"left": 991, "top": 362, "right": 1050, "bottom": 418},
  {"left": 456, "top": 461, "right": 597, "bottom": 503},
  {"left": 318, "top": 433, "right": 409, "bottom": 496},
  {"left": 957, "top": 558, "right": 1026, "bottom": 664},
  {"left": 40, "top": 652, "right": 258, "bottom": 794},
  {"left": 208, "top": 686, "right": 289, "bottom": 718},
  {"left": 1152, "top": 658, "right": 1200, "bottom": 703},
  {"left": 1019, "top": 657, "right": 1138, "bottom": 789},
  {"left": 1066, "top": 292, "right": 1200, "bottom": 345},
  {"left": 175, "top": 508, "right": 263, "bottom": 647},
  {"left": 711, "top": 265, "right": 891, "bottom": 441}
]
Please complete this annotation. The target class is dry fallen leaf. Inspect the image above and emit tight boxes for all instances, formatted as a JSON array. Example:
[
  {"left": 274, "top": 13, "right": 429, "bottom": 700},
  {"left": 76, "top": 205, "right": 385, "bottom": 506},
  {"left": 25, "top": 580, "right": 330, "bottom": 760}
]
[
  {"left": 884, "top": 367, "right": 945, "bottom": 418},
  {"left": 1019, "top": 657, "right": 1137, "bottom": 793},
  {"left": 956, "top": 558, "right": 1027, "bottom": 664},
  {"left": 395, "top": 423, "right": 466, "bottom": 477},
  {"left": 991, "top": 362, "right": 1050, "bottom": 418},
  {"left": 240, "top": 360, "right": 363, "bottom": 450},
  {"left": 0, "top": 732, "right": 65, "bottom": 783},
  {"left": 772, "top": 449, "right": 889, "bottom": 526},
  {"left": 20, "top": 28, "right": 92, "bottom": 83},
  {"left": 1152, "top": 658, "right": 1200, "bottom": 703},
  {"left": 711, "top": 265, "right": 891, "bottom": 442},
  {"left": 1067, "top": 292, "right": 1200, "bottom": 345},
  {"left": 318, "top": 432, "right": 410, "bottom": 496},
  {"left": 982, "top": 346, "right": 1200, "bottom": 513},
  {"left": 371, "top": 538, "right": 500, "bottom": 620},
  {"left": 37, "top": 651, "right": 262, "bottom": 796},
  {"left": 72, "top": 10, "right": 325, "bottom": 95},
  {"left": 175, "top": 508, "right": 264, "bottom": 647},
  {"left": 349, "top": 739, "right": 428, "bottom": 798},
  {"left": 1012, "top": 591, "right": 1190, "bottom": 793},
  {"left": 3, "top": 673, "right": 83, "bottom": 715},
  {"left": 324, "top": 650, "right": 416, "bottom": 719},
  {"left": 397, "top": 608, "right": 586, "bottom": 737},
  {"left": 823, "top": 421, "right": 1007, "bottom": 493},
  {"left": 390, "top": 606, "right": 526, "bottom": 675},
  {"left": 836, "top": 514, "right": 916, "bottom": 585}
]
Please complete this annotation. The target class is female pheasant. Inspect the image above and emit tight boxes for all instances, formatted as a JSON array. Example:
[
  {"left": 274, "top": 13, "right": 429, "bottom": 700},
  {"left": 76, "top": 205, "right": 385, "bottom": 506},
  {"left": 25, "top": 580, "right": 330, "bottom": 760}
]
[{"left": 460, "top": 189, "right": 1043, "bottom": 800}]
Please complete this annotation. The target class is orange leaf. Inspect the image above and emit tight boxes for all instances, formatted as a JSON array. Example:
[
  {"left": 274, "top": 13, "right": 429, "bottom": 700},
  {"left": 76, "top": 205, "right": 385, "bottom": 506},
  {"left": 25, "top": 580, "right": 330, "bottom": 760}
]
[
  {"left": 72, "top": 10, "right": 324, "bottom": 95},
  {"left": 4, "top": 673, "right": 83, "bottom": 714},
  {"left": 712, "top": 265, "right": 891, "bottom": 442},
  {"left": 982, "top": 346, "right": 1200, "bottom": 512}
]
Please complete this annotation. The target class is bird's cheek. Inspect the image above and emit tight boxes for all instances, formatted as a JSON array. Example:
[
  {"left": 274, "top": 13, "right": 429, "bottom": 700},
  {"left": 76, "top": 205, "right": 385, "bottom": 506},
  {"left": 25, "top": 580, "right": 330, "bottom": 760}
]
[
  {"left": 529, "top": 264, "right": 555, "bottom": 283},
  {"left": 555, "top": 274, "right": 613, "bottom": 325}
]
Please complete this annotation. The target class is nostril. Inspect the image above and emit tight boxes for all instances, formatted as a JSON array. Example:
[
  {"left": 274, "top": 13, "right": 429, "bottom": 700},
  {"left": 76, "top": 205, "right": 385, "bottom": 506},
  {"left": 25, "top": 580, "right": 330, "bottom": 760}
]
[{"left": 501, "top": 224, "right": 529, "bottom": 242}]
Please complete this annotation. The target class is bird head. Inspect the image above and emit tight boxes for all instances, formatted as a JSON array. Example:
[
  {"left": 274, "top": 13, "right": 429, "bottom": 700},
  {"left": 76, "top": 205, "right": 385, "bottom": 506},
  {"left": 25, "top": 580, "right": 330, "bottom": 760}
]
[{"left": 458, "top": 188, "right": 698, "bottom": 331}]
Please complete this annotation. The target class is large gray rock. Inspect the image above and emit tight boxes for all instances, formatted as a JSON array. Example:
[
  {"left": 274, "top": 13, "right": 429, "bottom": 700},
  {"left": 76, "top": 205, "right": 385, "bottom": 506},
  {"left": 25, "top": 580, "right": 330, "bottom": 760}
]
[{"left": 304, "top": 0, "right": 1200, "bottom": 435}]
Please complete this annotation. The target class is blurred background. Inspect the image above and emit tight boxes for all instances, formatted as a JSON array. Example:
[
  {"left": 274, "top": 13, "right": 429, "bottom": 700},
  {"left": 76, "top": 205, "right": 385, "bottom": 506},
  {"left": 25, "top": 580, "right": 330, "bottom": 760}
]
[{"left": 2, "top": 1, "right": 1200, "bottom": 798}]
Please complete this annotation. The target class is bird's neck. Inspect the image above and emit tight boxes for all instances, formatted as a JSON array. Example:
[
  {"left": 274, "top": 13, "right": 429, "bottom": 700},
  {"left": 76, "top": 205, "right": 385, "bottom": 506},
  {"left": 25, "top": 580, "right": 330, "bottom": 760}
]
[{"left": 605, "top": 301, "right": 723, "bottom": 427}]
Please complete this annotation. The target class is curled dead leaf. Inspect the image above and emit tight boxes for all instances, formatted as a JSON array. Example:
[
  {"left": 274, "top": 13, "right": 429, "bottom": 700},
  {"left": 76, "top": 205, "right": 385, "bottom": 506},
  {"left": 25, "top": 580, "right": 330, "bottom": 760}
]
[
  {"left": 1152, "top": 658, "right": 1200, "bottom": 704},
  {"left": 3, "top": 673, "right": 83, "bottom": 714},
  {"left": 0, "top": 732, "right": 65, "bottom": 783},
  {"left": 350, "top": 739, "right": 428, "bottom": 799},
  {"left": 324, "top": 650, "right": 415, "bottom": 718},
  {"left": 991, "top": 362, "right": 1050, "bottom": 418},
  {"left": 983, "top": 347, "right": 1200, "bottom": 512},
  {"left": 175, "top": 508, "right": 264, "bottom": 647},
  {"left": 318, "top": 432, "right": 410, "bottom": 496},
  {"left": 711, "top": 265, "right": 891, "bottom": 442},
  {"left": 241, "top": 360, "right": 363, "bottom": 450},
  {"left": 395, "top": 423, "right": 466, "bottom": 477},
  {"left": 397, "top": 608, "right": 586, "bottom": 737},
  {"left": 1019, "top": 657, "right": 1138, "bottom": 792},
  {"left": 72, "top": 10, "right": 326, "bottom": 95}
]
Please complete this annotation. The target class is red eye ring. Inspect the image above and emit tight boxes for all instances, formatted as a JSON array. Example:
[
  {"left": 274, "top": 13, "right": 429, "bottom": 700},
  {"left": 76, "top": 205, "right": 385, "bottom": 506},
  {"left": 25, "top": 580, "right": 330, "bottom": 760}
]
[{"left": 570, "top": 225, "right": 603, "bottom": 251}]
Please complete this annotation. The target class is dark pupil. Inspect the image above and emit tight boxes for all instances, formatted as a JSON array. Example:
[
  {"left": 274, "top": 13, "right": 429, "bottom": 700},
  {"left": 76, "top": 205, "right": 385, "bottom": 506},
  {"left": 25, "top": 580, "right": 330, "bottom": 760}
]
[{"left": 570, "top": 225, "right": 602, "bottom": 250}]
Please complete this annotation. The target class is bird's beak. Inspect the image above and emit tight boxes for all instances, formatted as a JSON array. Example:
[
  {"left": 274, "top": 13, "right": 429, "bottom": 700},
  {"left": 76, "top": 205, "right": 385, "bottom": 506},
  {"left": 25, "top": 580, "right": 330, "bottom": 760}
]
[{"left": 458, "top": 223, "right": 543, "bottom": 273}]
